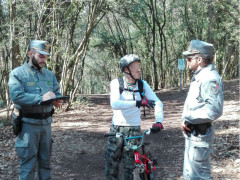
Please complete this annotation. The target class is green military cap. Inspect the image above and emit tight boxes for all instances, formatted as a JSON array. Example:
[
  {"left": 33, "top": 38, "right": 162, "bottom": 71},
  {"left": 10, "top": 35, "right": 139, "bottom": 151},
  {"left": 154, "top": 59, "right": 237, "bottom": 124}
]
[
  {"left": 183, "top": 40, "right": 213, "bottom": 59},
  {"left": 30, "top": 40, "right": 50, "bottom": 55}
]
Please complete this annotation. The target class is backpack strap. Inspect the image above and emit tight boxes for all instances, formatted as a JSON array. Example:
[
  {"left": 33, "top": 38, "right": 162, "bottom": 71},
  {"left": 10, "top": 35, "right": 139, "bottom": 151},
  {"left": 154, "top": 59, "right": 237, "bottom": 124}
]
[
  {"left": 118, "top": 78, "right": 144, "bottom": 98},
  {"left": 137, "top": 79, "right": 144, "bottom": 99},
  {"left": 118, "top": 77, "right": 137, "bottom": 94},
  {"left": 118, "top": 77, "right": 124, "bottom": 95},
  {"left": 118, "top": 78, "right": 146, "bottom": 115},
  {"left": 137, "top": 79, "right": 146, "bottom": 116}
]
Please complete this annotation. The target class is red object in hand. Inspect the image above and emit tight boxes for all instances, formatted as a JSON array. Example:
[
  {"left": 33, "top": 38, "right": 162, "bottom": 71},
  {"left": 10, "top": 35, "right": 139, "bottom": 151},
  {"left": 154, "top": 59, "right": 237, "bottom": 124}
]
[{"left": 141, "top": 98, "right": 148, "bottom": 106}]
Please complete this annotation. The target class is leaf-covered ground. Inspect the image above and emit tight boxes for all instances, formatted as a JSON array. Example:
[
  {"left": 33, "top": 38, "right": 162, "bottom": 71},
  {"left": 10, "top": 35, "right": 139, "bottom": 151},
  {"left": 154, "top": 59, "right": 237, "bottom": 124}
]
[{"left": 0, "top": 79, "right": 239, "bottom": 180}]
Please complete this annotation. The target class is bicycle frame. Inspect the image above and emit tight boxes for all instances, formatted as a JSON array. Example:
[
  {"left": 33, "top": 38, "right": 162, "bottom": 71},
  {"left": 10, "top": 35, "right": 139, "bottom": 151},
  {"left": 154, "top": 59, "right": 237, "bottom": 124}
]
[
  {"left": 104, "top": 129, "right": 156, "bottom": 179},
  {"left": 134, "top": 151, "right": 156, "bottom": 175},
  {"left": 119, "top": 129, "right": 150, "bottom": 150}
]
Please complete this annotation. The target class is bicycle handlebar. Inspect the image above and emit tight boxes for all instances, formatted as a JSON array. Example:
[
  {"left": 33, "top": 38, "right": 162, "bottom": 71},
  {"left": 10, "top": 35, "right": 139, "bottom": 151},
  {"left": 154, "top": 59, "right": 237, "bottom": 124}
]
[
  {"left": 104, "top": 133, "right": 116, "bottom": 137},
  {"left": 104, "top": 129, "right": 151, "bottom": 137},
  {"left": 104, "top": 129, "right": 152, "bottom": 150}
]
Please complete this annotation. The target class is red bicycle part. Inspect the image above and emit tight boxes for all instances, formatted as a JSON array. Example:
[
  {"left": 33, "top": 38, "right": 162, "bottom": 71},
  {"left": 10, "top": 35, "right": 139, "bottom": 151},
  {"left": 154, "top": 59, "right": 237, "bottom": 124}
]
[{"left": 134, "top": 151, "right": 156, "bottom": 174}]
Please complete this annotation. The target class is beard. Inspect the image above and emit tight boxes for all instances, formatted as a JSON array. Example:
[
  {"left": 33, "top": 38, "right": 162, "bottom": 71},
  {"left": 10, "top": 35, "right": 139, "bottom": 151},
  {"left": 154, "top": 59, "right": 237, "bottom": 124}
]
[{"left": 32, "top": 56, "right": 42, "bottom": 70}]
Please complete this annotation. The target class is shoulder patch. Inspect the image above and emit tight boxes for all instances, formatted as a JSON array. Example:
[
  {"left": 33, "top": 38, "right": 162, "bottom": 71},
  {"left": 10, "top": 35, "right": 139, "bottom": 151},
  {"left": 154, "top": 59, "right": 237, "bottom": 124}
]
[
  {"left": 208, "top": 81, "right": 220, "bottom": 95},
  {"left": 26, "top": 82, "right": 35, "bottom": 86}
]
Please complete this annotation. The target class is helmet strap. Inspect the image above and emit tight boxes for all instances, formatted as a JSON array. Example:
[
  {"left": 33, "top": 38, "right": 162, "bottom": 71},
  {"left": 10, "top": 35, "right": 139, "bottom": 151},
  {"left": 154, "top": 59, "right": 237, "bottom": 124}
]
[{"left": 125, "top": 67, "right": 137, "bottom": 82}]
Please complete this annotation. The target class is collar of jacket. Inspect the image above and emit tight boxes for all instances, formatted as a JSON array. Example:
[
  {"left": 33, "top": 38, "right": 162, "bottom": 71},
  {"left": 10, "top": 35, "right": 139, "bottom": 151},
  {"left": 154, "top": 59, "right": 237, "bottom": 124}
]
[
  {"left": 24, "top": 61, "right": 44, "bottom": 73},
  {"left": 194, "top": 64, "right": 215, "bottom": 82}
]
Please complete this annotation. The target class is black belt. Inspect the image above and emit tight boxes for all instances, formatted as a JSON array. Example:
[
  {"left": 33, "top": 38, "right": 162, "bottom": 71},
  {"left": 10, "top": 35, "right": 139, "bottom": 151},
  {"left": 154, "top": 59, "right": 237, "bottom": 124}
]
[
  {"left": 187, "top": 122, "right": 212, "bottom": 136},
  {"left": 22, "top": 109, "right": 54, "bottom": 119}
]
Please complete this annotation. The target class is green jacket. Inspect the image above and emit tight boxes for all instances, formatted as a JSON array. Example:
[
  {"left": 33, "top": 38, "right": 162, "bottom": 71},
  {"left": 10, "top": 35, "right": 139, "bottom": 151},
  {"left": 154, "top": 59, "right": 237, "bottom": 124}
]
[{"left": 8, "top": 61, "right": 61, "bottom": 124}]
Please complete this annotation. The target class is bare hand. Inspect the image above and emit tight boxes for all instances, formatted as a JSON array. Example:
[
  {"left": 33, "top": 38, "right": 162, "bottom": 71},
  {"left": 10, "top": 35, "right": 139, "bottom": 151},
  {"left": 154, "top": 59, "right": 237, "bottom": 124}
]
[
  {"left": 52, "top": 100, "right": 63, "bottom": 107},
  {"left": 42, "top": 91, "right": 56, "bottom": 101}
]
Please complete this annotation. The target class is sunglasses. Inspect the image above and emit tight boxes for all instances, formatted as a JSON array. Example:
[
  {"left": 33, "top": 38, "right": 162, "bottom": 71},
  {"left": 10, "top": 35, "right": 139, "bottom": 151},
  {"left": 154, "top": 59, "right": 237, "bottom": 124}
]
[{"left": 186, "top": 55, "right": 198, "bottom": 62}]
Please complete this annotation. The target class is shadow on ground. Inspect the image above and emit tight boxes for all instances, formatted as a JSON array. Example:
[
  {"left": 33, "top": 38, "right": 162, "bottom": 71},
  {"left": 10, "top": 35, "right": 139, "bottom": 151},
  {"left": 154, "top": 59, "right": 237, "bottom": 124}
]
[{"left": 0, "top": 79, "right": 239, "bottom": 180}]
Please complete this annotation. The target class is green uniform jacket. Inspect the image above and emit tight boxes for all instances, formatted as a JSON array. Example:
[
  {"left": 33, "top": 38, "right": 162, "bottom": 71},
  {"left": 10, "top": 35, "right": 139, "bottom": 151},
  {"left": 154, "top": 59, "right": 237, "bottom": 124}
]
[
  {"left": 182, "top": 64, "right": 224, "bottom": 124},
  {"left": 8, "top": 61, "right": 61, "bottom": 124}
]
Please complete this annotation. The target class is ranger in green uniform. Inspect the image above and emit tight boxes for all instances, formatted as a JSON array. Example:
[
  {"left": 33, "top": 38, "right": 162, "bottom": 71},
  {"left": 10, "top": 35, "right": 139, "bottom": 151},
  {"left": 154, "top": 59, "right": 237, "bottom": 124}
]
[
  {"left": 181, "top": 40, "right": 224, "bottom": 180},
  {"left": 8, "top": 40, "right": 63, "bottom": 180}
]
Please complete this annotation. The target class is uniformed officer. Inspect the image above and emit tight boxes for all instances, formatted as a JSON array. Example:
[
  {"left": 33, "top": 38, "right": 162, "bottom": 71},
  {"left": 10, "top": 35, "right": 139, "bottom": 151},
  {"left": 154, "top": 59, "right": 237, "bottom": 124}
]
[
  {"left": 8, "top": 40, "right": 63, "bottom": 179},
  {"left": 181, "top": 40, "right": 224, "bottom": 179},
  {"left": 105, "top": 54, "right": 164, "bottom": 179}
]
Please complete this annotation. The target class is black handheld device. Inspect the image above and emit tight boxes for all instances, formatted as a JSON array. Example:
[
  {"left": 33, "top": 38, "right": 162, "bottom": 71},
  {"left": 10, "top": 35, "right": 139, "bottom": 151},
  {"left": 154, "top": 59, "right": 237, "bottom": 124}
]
[{"left": 41, "top": 95, "right": 70, "bottom": 105}]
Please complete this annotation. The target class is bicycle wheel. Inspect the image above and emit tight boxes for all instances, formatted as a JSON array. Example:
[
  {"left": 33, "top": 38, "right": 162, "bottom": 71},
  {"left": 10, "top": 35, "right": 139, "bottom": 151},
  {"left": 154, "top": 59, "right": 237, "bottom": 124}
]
[
  {"left": 145, "top": 152, "right": 155, "bottom": 180},
  {"left": 146, "top": 161, "right": 155, "bottom": 180},
  {"left": 141, "top": 172, "right": 148, "bottom": 180},
  {"left": 146, "top": 172, "right": 155, "bottom": 180},
  {"left": 133, "top": 167, "right": 141, "bottom": 180},
  {"left": 133, "top": 167, "right": 147, "bottom": 180}
]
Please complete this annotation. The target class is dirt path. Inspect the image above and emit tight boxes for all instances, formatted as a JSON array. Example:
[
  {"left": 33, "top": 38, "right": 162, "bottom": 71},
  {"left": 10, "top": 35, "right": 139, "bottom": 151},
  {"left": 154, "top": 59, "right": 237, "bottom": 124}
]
[{"left": 0, "top": 79, "right": 239, "bottom": 180}]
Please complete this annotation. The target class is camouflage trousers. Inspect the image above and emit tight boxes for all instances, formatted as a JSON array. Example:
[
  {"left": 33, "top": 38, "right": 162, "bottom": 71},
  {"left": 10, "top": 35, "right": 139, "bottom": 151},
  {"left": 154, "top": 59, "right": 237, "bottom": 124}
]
[{"left": 105, "top": 125, "right": 141, "bottom": 180}]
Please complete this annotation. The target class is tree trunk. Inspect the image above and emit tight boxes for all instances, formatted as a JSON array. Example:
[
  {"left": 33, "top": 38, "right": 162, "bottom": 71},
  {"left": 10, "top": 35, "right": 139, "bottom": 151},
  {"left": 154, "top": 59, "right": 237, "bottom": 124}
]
[
  {"left": 59, "top": 0, "right": 106, "bottom": 110},
  {"left": 10, "top": 0, "right": 21, "bottom": 69},
  {"left": 149, "top": 0, "right": 158, "bottom": 90}
]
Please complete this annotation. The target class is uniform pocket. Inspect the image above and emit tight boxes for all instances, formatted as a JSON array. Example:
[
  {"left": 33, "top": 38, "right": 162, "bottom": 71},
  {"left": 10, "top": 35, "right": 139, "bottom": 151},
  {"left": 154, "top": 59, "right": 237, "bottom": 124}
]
[
  {"left": 15, "top": 133, "right": 29, "bottom": 159},
  {"left": 193, "top": 146, "right": 210, "bottom": 162},
  {"left": 39, "top": 80, "right": 53, "bottom": 94},
  {"left": 24, "top": 81, "right": 39, "bottom": 93}
]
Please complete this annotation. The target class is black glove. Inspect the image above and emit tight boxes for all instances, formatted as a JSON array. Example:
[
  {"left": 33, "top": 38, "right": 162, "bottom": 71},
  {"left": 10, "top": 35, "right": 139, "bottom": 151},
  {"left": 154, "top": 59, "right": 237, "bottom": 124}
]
[
  {"left": 151, "top": 122, "right": 163, "bottom": 133},
  {"left": 136, "top": 99, "right": 155, "bottom": 108}
]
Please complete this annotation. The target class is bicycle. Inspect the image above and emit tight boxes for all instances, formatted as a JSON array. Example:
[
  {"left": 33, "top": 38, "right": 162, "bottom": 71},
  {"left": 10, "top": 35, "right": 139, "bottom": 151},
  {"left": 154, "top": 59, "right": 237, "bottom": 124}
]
[{"left": 104, "top": 129, "right": 157, "bottom": 180}]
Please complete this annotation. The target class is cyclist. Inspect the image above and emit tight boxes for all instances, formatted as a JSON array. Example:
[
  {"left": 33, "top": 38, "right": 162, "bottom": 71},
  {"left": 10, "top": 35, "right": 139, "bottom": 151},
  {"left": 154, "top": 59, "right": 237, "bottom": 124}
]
[{"left": 105, "top": 54, "right": 164, "bottom": 179}]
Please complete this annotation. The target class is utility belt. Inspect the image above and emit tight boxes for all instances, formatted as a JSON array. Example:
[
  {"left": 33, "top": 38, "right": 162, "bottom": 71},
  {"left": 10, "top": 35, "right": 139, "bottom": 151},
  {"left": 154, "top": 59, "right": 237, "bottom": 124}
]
[
  {"left": 187, "top": 122, "right": 212, "bottom": 136},
  {"left": 11, "top": 108, "right": 54, "bottom": 136},
  {"left": 22, "top": 108, "right": 54, "bottom": 119}
]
